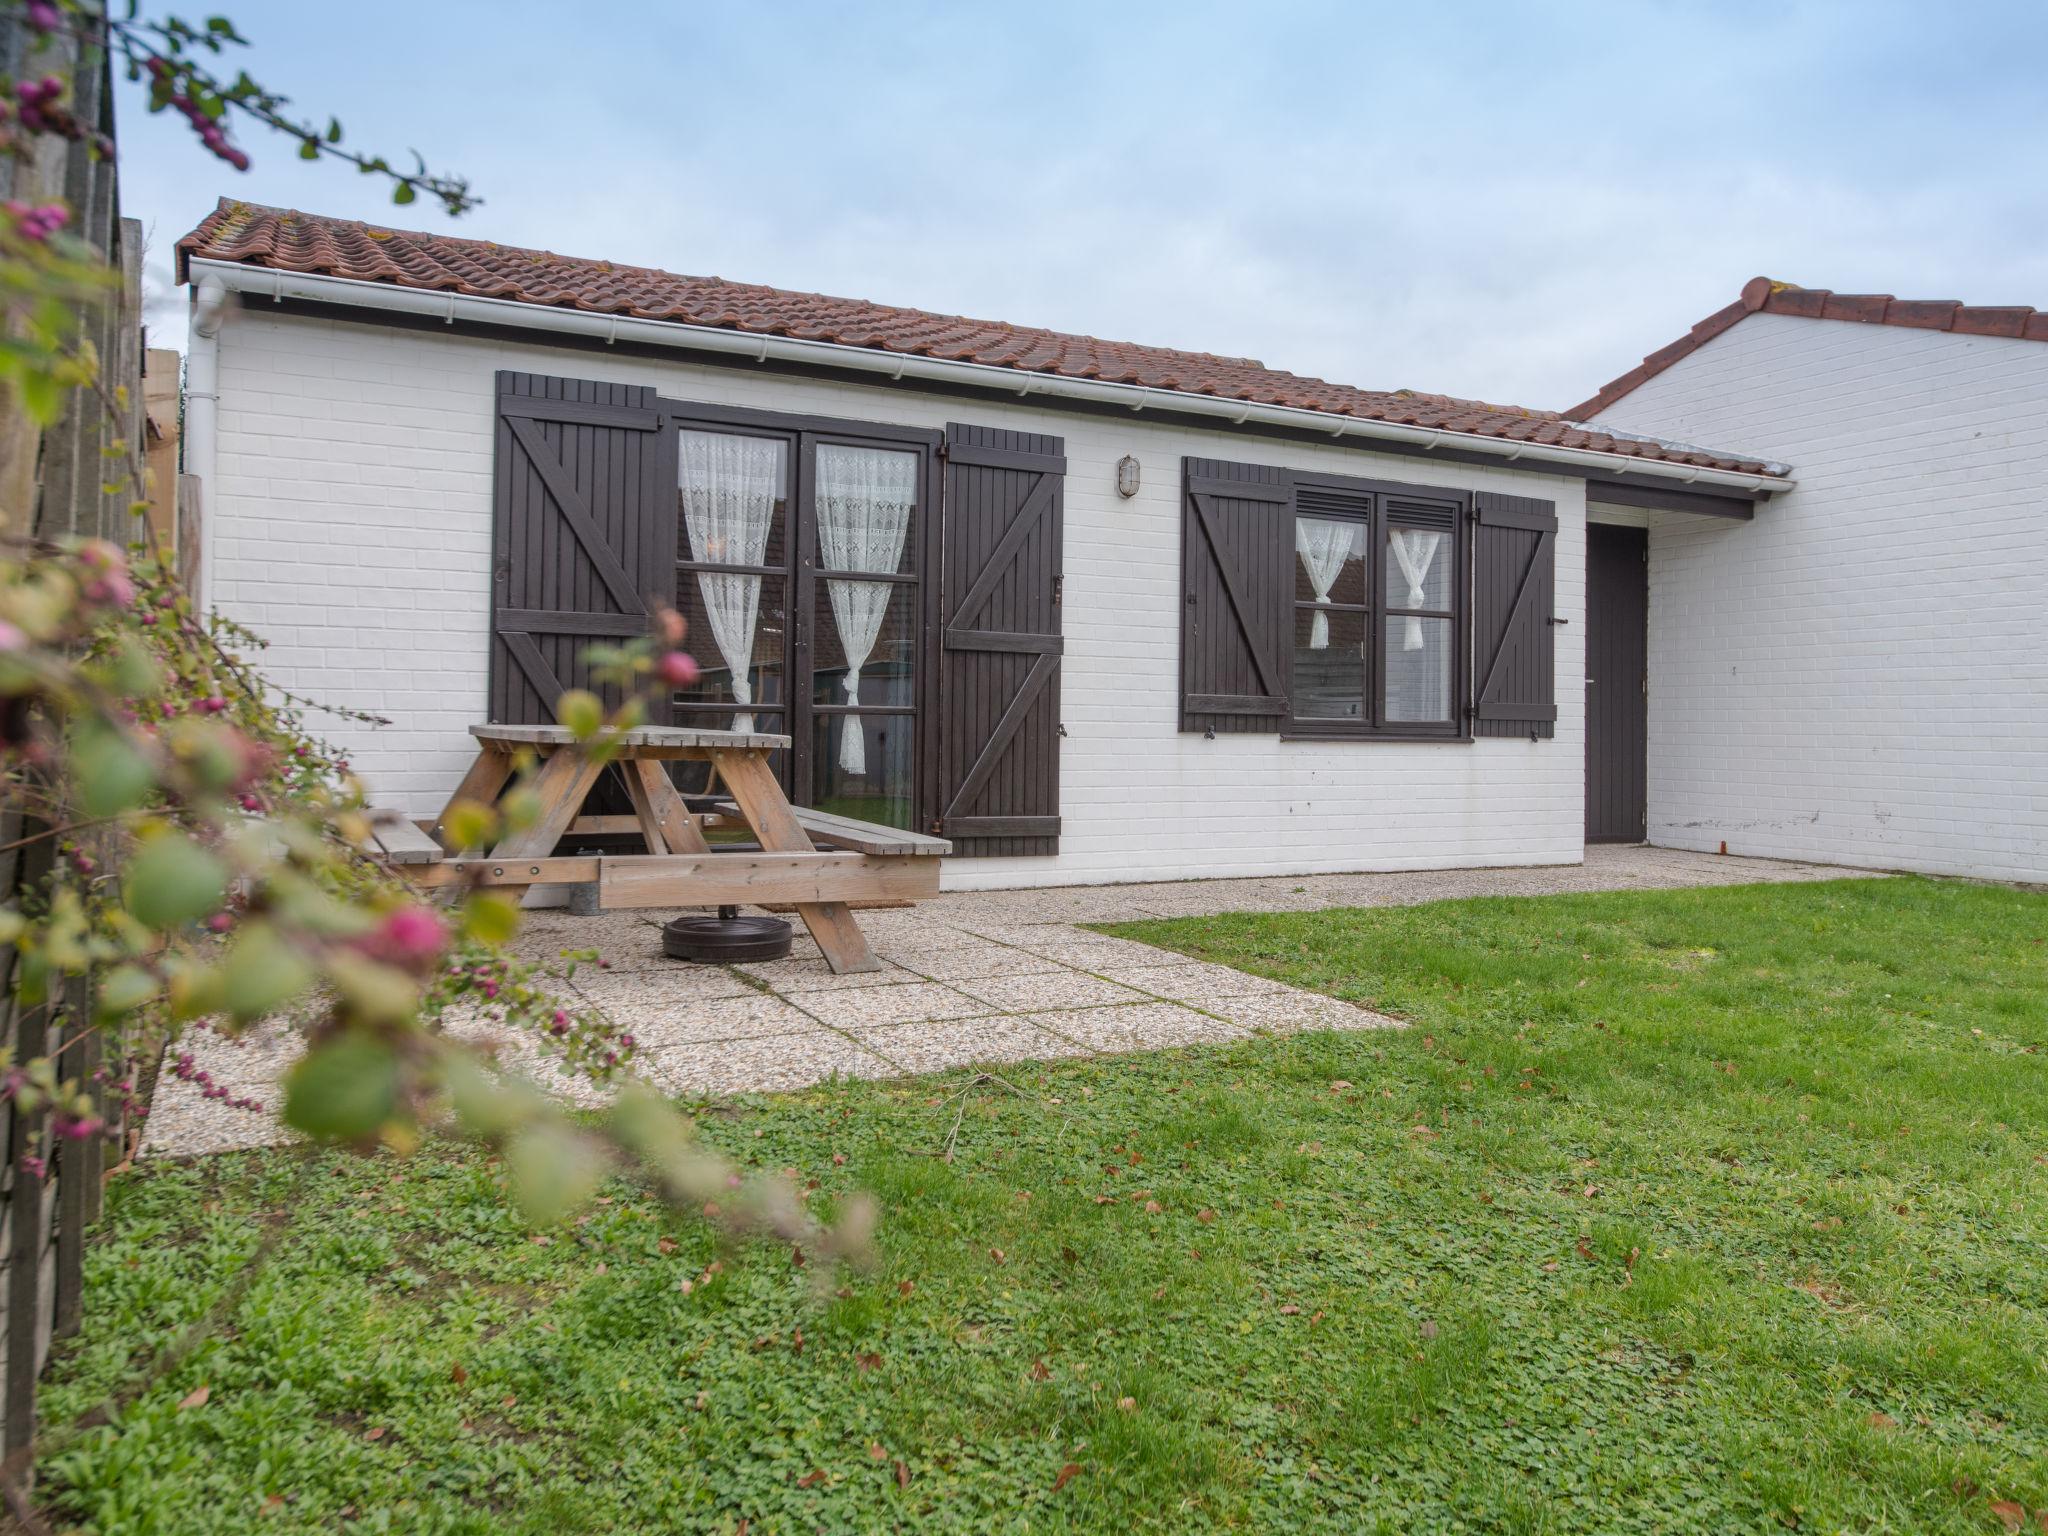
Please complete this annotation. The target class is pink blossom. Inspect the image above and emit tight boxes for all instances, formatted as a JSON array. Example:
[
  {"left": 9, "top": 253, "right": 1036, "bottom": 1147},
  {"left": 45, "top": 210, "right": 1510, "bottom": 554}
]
[
  {"left": 657, "top": 650, "right": 700, "bottom": 688},
  {"left": 0, "top": 621, "right": 23, "bottom": 652},
  {"left": 369, "top": 906, "right": 449, "bottom": 967}
]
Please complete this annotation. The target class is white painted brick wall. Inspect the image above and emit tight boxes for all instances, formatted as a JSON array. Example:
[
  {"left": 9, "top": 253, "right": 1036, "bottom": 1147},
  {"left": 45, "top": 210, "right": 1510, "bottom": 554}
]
[
  {"left": 1592, "top": 311, "right": 2048, "bottom": 882},
  {"left": 207, "top": 307, "right": 1588, "bottom": 890}
]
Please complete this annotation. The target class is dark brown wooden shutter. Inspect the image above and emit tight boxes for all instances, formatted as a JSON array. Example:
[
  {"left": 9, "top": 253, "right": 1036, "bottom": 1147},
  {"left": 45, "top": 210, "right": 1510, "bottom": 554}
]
[
  {"left": 490, "top": 371, "right": 675, "bottom": 725},
  {"left": 936, "top": 424, "right": 1064, "bottom": 856},
  {"left": 1181, "top": 457, "right": 1290, "bottom": 732},
  {"left": 1469, "top": 491, "right": 1557, "bottom": 739}
]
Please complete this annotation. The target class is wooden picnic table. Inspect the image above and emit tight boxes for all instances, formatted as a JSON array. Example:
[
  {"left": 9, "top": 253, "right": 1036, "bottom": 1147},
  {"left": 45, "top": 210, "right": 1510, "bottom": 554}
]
[{"left": 382, "top": 724, "right": 949, "bottom": 975}]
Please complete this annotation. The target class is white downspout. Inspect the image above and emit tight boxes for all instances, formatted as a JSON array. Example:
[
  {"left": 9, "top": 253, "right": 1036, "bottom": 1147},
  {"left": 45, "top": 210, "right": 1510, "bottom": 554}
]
[{"left": 185, "top": 274, "right": 226, "bottom": 611}]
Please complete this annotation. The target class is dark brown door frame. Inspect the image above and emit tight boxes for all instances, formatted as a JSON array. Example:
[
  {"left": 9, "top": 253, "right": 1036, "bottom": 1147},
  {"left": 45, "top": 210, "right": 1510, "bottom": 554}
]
[
  {"left": 1585, "top": 522, "right": 1648, "bottom": 843},
  {"left": 660, "top": 397, "right": 942, "bottom": 829}
]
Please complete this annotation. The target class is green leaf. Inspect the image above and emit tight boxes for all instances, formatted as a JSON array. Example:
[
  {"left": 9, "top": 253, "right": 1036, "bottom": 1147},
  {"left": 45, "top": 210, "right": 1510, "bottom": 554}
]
[
  {"left": 122, "top": 833, "right": 228, "bottom": 930},
  {"left": 298, "top": 138, "right": 318, "bottom": 160},
  {"left": 95, "top": 963, "right": 159, "bottom": 1017},
  {"left": 325, "top": 952, "right": 418, "bottom": 1025},
  {"left": 555, "top": 689, "right": 603, "bottom": 740},
  {"left": 461, "top": 892, "right": 520, "bottom": 947},
  {"left": 392, "top": 181, "right": 417, "bottom": 206},
  {"left": 505, "top": 1123, "right": 603, "bottom": 1226},
  {"left": 283, "top": 1031, "right": 400, "bottom": 1141},
  {"left": 325, "top": 116, "right": 343, "bottom": 143},
  {"left": 73, "top": 721, "right": 155, "bottom": 818},
  {"left": 441, "top": 799, "right": 498, "bottom": 853},
  {"left": 441, "top": 1053, "right": 542, "bottom": 1140},
  {"left": 221, "top": 921, "right": 314, "bottom": 1022}
]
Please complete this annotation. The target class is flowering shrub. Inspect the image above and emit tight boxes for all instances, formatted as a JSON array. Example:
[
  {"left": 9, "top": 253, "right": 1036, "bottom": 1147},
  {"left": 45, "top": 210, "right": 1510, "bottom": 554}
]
[{"left": 0, "top": 0, "right": 875, "bottom": 1496}]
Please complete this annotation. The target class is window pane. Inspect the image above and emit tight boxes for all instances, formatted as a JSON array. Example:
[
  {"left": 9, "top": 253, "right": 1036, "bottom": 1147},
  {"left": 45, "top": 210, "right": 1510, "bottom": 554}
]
[
  {"left": 1386, "top": 526, "right": 1452, "bottom": 612},
  {"left": 1384, "top": 617, "right": 1454, "bottom": 723},
  {"left": 675, "top": 575, "right": 786, "bottom": 717},
  {"left": 1295, "top": 516, "right": 1367, "bottom": 606},
  {"left": 1293, "top": 607, "right": 1365, "bottom": 721},
  {"left": 812, "top": 715, "right": 913, "bottom": 829},
  {"left": 816, "top": 444, "right": 919, "bottom": 576},
  {"left": 678, "top": 430, "right": 788, "bottom": 568},
  {"left": 812, "top": 580, "right": 917, "bottom": 707}
]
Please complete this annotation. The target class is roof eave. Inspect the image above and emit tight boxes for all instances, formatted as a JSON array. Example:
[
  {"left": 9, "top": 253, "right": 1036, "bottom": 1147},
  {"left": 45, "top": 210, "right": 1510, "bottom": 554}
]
[{"left": 187, "top": 258, "right": 1794, "bottom": 496}]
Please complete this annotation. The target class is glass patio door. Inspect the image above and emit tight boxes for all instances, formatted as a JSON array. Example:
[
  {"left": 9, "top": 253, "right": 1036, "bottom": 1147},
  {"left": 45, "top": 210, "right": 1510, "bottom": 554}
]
[{"left": 668, "top": 409, "right": 935, "bottom": 830}]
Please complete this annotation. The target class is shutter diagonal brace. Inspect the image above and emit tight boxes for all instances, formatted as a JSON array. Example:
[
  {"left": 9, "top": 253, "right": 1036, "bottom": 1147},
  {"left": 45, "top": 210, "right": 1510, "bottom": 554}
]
[
  {"left": 945, "top": 470, "right": 1056, "bottom": 637},
  {"left": 1474, "top": 527, "right": 1551, "bottom": 711},
  {"left": 506, "top": 414, "right": 647, "bottom": 617},
  {"left": 942, "top": 651, "right": 1059, "bottom": 822},
  {"left": 1190, "top": 490, "right": 1284, "bottom": 704}
]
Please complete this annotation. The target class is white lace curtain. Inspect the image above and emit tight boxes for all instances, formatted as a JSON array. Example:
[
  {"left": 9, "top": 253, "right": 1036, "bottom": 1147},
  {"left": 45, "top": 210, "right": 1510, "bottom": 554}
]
[
  {"left": 679, "top": 431, "right": 780, "bottom": 731},
  {"left": 1389, "top": 528, "right": 1445, "bottom": 649},
  {"left": 816, "top": 445, "right": 915, "bottom": 775},
  {"left": 1295, "top": 519, "right": 1355, "bottom": 648}
]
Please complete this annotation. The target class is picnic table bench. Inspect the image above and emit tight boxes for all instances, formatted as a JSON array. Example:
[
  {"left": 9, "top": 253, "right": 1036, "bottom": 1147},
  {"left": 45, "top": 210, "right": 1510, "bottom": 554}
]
[{"left": 374, "top": 723, "right": 948, "bottom": 974}]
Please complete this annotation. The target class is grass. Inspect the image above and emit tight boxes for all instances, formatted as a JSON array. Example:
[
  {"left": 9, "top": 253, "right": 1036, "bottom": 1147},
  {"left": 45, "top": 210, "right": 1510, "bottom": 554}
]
[{"left": 38, "top": 875, "right": 2048, "bottom": 1534}]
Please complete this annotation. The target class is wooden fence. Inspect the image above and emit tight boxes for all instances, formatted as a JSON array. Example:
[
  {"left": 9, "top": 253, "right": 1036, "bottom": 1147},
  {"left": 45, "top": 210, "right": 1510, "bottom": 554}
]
[{"left": 0, "top": 8, "right": 147, "bottom": 1464}]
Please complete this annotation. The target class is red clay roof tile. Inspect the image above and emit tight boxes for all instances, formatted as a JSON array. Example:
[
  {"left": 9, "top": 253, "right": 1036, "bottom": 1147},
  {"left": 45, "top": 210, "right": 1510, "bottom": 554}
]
[
  {"left": 178, "top": 199, "right": 1779, "bottom": 478},
  {"left": 1568, "top": 276, "right": 2046, "bottom": 418}
]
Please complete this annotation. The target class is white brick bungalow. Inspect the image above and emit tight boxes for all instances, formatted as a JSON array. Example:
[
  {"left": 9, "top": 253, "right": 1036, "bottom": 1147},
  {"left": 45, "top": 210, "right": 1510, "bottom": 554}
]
[
  {"left": 1570, "top": 278, "right": 2048, "bottom": 884},
  {"left": 178, "top": 203, "right": 1849, "bottom": 891}
]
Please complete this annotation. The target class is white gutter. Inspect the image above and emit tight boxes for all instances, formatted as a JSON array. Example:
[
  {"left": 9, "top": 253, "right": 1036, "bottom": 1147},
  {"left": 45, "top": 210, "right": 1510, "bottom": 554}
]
[
  {"left": 187, "top": 258, "right": 1793, "bottom": 497},
  {"left": 185, "top": 274, "right": 228, "bottom": 612}
]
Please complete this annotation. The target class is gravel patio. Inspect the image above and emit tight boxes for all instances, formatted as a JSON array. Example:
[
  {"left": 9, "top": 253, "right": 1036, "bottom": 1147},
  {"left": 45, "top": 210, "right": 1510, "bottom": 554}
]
[{"left": 143, "top": 846, "right": 1878, "bottom": 1156}]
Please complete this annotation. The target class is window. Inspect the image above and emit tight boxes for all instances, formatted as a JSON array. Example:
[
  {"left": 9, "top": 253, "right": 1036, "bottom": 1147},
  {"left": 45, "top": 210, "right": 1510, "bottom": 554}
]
[
  {"left": 668, "top": 402, "right": 939, "bottom": 827},
  {"left": 1288, "top": 477, "right": 1465, "bottom": 738}
]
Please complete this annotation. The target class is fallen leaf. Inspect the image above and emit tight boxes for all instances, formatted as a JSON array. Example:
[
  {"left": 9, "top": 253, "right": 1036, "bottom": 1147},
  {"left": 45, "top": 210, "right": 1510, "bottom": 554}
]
[
  {"left": 1117, "top": 1396, "right": 1136, "bottom": 1412},
  {"left": 1541, "top": 1260, "right": 1560, "bottom": 1272},
  {"left": 1419, "top": 1319, "right": 1439, "bottom": 1340},
  {"left": 1143, "top": 1200, "right": 1162, "bottom": 1214},
  {"left": 364, "top": 1426, "right": 386, "bottom": 1442},
  {"left": 1329, "top": 1080, "right": 1352, "bottom": 1093},
  {"left": 1060, "top": 1246, "right": 1079, "bottom": 1264},
  {"left": 658, "top": 1237, "right": 678, "bottom": 1255},
  {"left": 1278, "top": 1304, "right": 1301, "bottom": 1316},
  {"left": 792, "top": 1328, "right": 805, "bottom": 1356},
  {"left": 693, "top": 1391, "right": 709, "bottom": 1410},
  {"left": 450, "top": 1363, "right": 468, "bottom": 1385},
  {"left": 989, "top": 1247, "right": 1007, "bottom": 1265},
  {"left": 1866, "top": 1411, "right": 1896, "bottom": 1429},
  {"left": 1052, "top": 1463, "right": 1081, "bottom": 1494},
  {"left": 1196, "top": 1209, "right": 1216, "bottom": 1225},
  {"left": 895, "top": 1459, "right": 910, "bottom": 1489},
  {"left": 855, "top": 1352, "right": 882, "bottom": 1372},
  {"left": 791, "top": 1245, "right": 806, "bottom": 1268},
  {"left": 529, "top": 1234, "right": 551, "bottom": 1246},
  {"left": 178, "top": 1385, "right": 210, "bottom": 1411},
  {"left": 1152, "top": 1285, "right": 1167, "bottom": 1301},
  {"left": 868, "top": 1443, "right": 887, "bottom": 1461},
  {"left": 261, "top": 1494, "right": 285, "bottom": 1512},
  {"left": 1028, "top": 1359, "right": 1052, "bottom": 1382},
  {"left": 1990, "top": 1501, "right": 2026, "bottom": 1533},
  {"left": 593, "top": 1262, "right": 608, "bottom": 1276},
  {"left": 832, "top": 1152, "right": 846, "bottom": 1166},
  {"left": 1575, "top": 1237, "right": 1596, "bottom": 1262},
  {"left": 796, "top": 1469, "right": 826, "bottom": 1489},
  {"left": 898, "top": 1280, "right": 915, "bottom": 1297},
  {"left": 501, "top": 1395, "right": 518, "bottom": 1409}
]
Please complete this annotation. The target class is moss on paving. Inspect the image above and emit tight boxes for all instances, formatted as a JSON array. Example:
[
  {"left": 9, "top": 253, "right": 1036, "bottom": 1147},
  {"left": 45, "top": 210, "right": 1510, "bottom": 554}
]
[{"left": 39, "top": 876, "right": 2048, "bottom": 1533}]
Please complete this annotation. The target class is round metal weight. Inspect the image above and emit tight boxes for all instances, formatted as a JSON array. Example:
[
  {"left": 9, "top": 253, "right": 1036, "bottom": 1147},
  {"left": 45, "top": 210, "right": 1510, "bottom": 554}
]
[{"left": 661, "top": 912, "right": 793, "bottom": 964}]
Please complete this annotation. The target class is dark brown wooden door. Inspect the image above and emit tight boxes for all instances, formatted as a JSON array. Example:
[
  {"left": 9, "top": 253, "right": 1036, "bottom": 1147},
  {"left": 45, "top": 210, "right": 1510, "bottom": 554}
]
[
  {"left": 1585, "top": 523, "right": 1647, "bottom": 842},
  {"left": 936, "top": 424, "right": 1064, "bottom": 856}
]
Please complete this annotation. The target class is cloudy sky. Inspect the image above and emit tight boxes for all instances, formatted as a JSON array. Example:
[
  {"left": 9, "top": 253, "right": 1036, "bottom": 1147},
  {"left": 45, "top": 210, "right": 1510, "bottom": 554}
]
[{"left": 123, "top": 0, "right": 2048, "bottom": 412}]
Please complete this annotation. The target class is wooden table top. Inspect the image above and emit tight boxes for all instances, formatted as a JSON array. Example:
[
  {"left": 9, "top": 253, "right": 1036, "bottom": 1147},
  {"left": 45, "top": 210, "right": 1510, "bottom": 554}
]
[{"left": 470, "top": 723, "right": 792, "bottom": 752}]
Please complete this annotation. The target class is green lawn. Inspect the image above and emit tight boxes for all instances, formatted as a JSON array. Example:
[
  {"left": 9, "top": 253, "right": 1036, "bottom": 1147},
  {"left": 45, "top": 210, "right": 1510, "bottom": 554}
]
[{"left": 41, "top": 876, "right": 2048, "bottom": 1534}]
